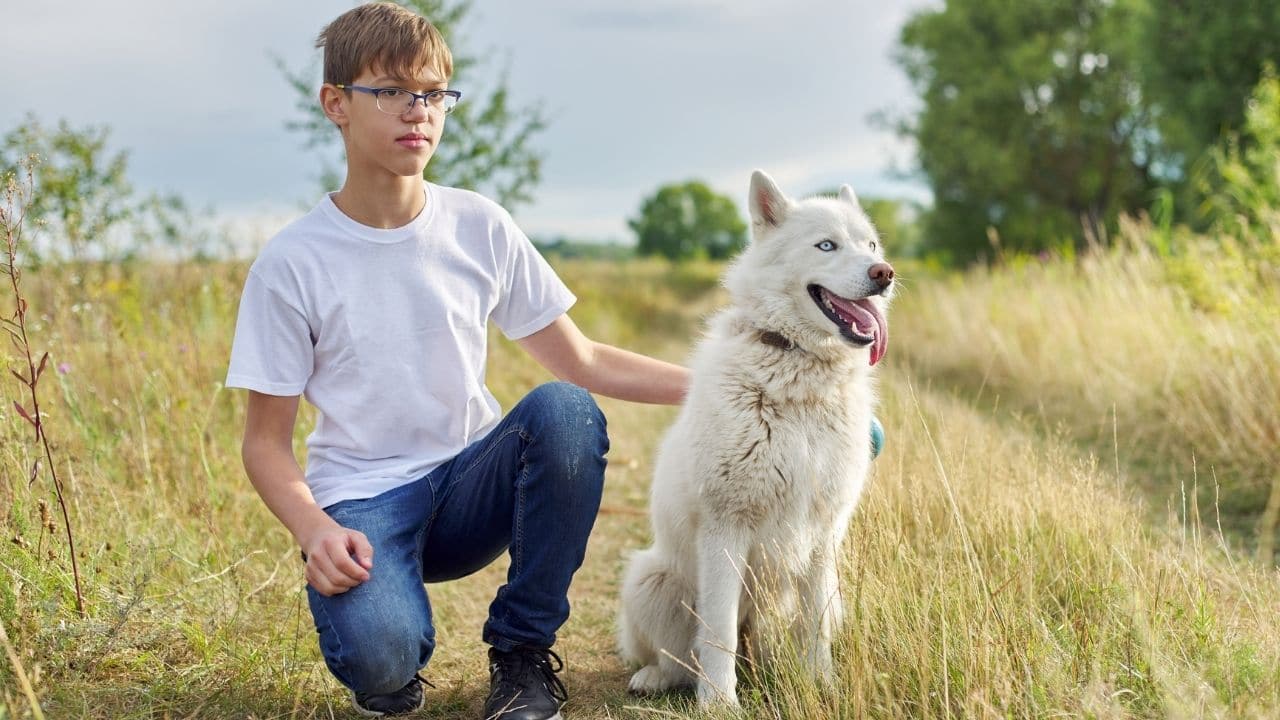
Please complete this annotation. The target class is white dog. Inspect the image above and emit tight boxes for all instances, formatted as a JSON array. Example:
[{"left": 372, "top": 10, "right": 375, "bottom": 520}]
[{"left": 618, "top": 170, "right": 893, "bottom": 707}]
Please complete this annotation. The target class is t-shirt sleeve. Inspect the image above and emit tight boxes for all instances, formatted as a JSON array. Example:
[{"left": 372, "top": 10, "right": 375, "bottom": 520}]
[
  {"left": 225, "top": 268, "right": 314, "bottom": 396},
  {"left": 490, "top": 221, "right": 576, "bottom": 340}
]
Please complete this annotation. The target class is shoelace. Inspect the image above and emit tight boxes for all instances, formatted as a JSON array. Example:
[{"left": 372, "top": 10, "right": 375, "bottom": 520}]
[{"left": 495, "top": 647, "right": 568, "bottom": 704}]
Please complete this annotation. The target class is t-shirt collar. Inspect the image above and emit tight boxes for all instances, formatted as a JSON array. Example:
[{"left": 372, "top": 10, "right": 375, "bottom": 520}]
[{"left": 320, "top": 182, "right": 435, "bottom": 244}]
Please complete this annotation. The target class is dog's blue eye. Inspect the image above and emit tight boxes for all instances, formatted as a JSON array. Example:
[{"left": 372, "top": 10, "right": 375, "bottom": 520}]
[
  {"left": 815, "top": 240, "right": 837, "bottom": 252},
  {"left": 870, "top": 241, "right": 877, "bottom": 252}
]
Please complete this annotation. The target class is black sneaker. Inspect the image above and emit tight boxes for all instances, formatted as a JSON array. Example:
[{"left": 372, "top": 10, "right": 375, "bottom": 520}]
[
  {"left": 350, "top": 673, "right": 429, "bottom": 717},
  {"left": 483, "top": 646, "right": 568, "bottom": 720}
]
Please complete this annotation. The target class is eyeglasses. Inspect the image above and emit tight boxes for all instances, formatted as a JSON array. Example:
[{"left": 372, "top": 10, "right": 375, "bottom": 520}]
[{"left": 335, "top": 84, "right": 463, "bottom": 115}]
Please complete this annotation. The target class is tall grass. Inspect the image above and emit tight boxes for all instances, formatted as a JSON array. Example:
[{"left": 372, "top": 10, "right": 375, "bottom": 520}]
[
  {"left": 1, "top": 247, "right": 1279, "bottom": 718},
  {"left": 752, "top": 374, "right": 1280, "bottom": 719},
  {"left": 892, "top": 218, "right": 1280, "bottom": 558}
]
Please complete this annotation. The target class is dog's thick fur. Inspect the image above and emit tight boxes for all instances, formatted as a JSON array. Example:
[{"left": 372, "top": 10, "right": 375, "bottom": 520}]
[{"left": 618, "top": 170, "right": 893, "bottom": 706}]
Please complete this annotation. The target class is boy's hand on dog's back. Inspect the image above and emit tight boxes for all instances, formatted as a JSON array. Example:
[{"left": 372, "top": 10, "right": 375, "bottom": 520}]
[{"left": 302, "top": 523, "right": 375, "bottom": 596}]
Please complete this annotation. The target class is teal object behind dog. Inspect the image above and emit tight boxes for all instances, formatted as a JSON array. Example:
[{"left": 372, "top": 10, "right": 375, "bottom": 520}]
[{"left": 870, "top": 416, "right": 884, "bottom": 459}]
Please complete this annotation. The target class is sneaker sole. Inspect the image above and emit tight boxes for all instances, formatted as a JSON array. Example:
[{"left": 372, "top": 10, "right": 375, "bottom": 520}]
[
  {"left": 349, "top": 696, "right": 385, "bottom": 718},
  {"left": 349, "top": 692, "right": 426, "bottom": 717},
  {"left": 483, "top": 709, "right": 562, "bottom": 720}
]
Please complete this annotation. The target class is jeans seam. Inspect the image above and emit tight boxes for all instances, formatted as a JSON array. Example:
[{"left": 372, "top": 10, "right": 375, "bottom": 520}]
[
  {"left": 313, "top": 595, "right": 349, "bottom": 686},
  {"left": 513, "top": 463, "right": 526, "bottom": 580},
  {"left": 456, "top": 426, "right": 527, "bottom": 487},
  {"left": 415, "top": 489, "right": 434, "bottom": 572}
]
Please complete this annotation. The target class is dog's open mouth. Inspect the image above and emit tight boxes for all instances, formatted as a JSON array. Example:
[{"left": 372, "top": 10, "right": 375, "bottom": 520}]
[{"left": 808, "top": 284, "right": 888, "bottom": 365}]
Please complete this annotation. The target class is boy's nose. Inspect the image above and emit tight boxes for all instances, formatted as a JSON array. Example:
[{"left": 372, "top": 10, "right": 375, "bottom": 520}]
[{"left": 402, "top": 98, "right": 432, "bottom": 121}]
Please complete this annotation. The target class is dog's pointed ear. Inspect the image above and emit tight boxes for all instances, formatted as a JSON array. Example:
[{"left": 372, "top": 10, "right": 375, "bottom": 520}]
[
  {"left": 749, "top": 170, "right": 790, "bottom": 230},
  {"left": 838, "top": 184, "right": 860, "bottom": 208}
]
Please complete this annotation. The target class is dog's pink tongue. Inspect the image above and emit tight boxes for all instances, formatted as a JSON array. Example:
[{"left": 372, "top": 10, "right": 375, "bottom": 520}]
[
  {"left": 859, "top": 300, "right": 888, "bottom": 365},
  {"left": 829, "top": 295, "right": 889, "bottom": 366}
]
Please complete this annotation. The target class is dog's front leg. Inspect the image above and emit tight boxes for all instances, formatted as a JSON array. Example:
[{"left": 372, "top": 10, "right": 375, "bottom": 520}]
[
  {"left": 796, "top": 548, "right": 840, "bottom": 684},
  {"left": 695, "top": 526, "right": 750, "bottom": 707}
]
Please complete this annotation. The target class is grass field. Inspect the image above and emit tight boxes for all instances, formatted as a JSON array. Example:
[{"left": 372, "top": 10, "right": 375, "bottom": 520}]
[{"left": 2, "top": 243, "right": 1280, "bottom": 718}]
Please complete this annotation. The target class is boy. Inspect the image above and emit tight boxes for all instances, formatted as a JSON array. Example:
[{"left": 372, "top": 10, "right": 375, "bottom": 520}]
[{"left": 226, "top": 4, "right": 687, "bottom": 718}]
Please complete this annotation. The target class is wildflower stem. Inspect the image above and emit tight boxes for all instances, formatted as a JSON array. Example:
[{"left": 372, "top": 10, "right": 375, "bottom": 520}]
[{"left": 2, "top": 157, "right": 86, "bottom": 617}]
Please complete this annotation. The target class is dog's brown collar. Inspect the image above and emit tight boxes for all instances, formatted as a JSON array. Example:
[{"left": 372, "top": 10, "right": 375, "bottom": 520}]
[{"left": 757, "top": 329, "right": 797, "bottom": 351}]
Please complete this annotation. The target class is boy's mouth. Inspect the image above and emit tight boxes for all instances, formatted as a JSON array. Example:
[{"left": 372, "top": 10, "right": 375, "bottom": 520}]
[{"left": 396, "top": 133, "right": 430, "bottom": 149}]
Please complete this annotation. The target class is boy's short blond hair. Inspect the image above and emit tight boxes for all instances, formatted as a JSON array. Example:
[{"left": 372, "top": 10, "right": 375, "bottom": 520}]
[{"left": 317, "top": 2, "right": 453, "bottom": 85}]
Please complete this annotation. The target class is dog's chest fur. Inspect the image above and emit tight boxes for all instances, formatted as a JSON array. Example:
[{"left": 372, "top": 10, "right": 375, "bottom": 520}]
[{"left": 680, "top": 312, "right": 874, "bottom": 538}]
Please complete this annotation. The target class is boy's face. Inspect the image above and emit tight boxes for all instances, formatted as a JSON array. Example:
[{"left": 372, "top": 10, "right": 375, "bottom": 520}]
[{"left": 321, "top": 64, "right": 450, "bottom": 181}]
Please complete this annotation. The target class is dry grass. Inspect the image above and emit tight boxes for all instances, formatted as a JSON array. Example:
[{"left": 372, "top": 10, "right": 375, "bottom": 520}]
[
  {"left": 890, "top": 218, "right": 1280, "bottom": 557},
  {"left": 2, "top": 247, "right": 1279, "bottom": 718}
]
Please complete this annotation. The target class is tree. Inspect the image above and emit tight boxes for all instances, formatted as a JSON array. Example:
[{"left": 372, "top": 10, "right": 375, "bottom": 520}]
[
  {"left": 893, "top": 0, "right": 1161, "bottom": 263},
  {"left": 628, "top": 181, "right": 747, "bottom": 261},
  {"left": 0, "top": 117, "right": 131, "bottom": 261},
  {"left": 1193, "top": 64, "right": 1280, "bottom": 239},
  {"left": 278, "top": 0, "right": 547, "bottom": 211},
  {"left": 0, "top": 116, "right": 193, "bottom": 262},
  {"left": 1137, "top": 0, "right": 1280, "bottom": 182}
]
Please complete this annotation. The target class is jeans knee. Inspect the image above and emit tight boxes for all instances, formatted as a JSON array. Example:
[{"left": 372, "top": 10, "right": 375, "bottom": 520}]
[
  {"left": 526, "top": 381, "right": 596, "bottom": 415},
  {"left": 527, "top": 382, "right": 608, "bottom": 450},
  {"left": 328, "top": 617, "right": 434, "bottom": 695},
  {"left": 522, "top": 382, "right": 608, "bottom": 488}
]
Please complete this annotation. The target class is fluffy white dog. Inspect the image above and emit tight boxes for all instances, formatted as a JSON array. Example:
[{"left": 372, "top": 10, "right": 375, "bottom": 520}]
[{"left": 618, "top": 169, "right": 894, "bottom": 707}]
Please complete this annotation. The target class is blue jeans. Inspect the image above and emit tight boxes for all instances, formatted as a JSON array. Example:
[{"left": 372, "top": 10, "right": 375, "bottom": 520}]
[{"left": 304, "top": 382, "right": 610, "bottom": 695}]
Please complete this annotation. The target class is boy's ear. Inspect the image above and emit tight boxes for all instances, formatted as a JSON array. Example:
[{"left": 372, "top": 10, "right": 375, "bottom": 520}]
[
  {"left": 319, "top": 84, "right": 350, "bottom": 130},
  {"left": 748, "top": 169, "right": 790, "bottom": 231}
]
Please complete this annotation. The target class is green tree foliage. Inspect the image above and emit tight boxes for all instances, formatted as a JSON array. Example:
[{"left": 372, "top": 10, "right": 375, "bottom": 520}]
[
  {"left": 1137, "top": 0, "right": 1280, "bottom": 181},
  {"left": 278, "top": 0, "right": 547, "bottom": 211},
  {"left": 629, "top": 181, "right": 747, "bottom": 261},
  {"left": 0, "top": 116, "right": 192, "bottom": 261},
  {"left": 895, "top": 0, "right": 1161, "bottom": 263},
  {"left": 1, "top": 117, "right": 130, "bottom": 260},
  {"left": 1194, "top": 64, "right": 1280, "bottom": 240},
  {"left": 895, "top": 0, "right": 1280, "bottom": 264}
]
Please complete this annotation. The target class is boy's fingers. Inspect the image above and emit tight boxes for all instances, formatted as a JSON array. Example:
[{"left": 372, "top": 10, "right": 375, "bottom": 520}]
[
  {"left": 331, "top": 542, "right": 370, "bottom": 582},
  {"left": 311, "top": 547, "right": 358, "bottom": 589},
  {"left": 349, "top": 531, "right": 375, "bottom": 569},
  {"left": 305, "top": 563, "right": 340, "bottom": 596}
]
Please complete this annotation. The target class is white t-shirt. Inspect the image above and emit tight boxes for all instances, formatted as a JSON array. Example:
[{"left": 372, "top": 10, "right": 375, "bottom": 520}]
[{"left": 225, "top": 182, "right": 575, "bottom": 508}]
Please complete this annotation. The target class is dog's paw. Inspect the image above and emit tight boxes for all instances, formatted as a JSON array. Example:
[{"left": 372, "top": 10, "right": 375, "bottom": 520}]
[{"left": 628, "top": 665, "right": 671, "bottom": 696}]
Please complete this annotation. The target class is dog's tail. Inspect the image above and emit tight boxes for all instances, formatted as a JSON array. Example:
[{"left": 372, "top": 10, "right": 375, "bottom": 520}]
[{"left": 618, "top": 546, "right": 697, "bottom": 669}]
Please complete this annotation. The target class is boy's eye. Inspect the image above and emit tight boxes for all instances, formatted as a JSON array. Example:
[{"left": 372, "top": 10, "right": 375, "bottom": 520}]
[
  {"left": 378, "top": 88, "right": 408, "bottom": 99},
  {"left": 815, "top": 239, "right": 838, "bottom": 252}
]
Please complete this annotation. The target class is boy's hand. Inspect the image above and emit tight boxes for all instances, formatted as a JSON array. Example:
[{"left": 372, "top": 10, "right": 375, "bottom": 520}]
[{"left": 302, "top": 525, "right": 375, "bottom": 596}]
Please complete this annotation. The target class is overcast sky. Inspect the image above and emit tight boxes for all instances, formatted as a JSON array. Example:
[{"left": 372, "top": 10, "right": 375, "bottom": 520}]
[{"left": 2, "top": 0, "right": 934, "bottom": 250}]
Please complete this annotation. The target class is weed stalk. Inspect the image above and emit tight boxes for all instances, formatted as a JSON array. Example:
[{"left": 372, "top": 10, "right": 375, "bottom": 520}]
[{"left": 2, "top": 156, "right": 86, "bottom": 617}]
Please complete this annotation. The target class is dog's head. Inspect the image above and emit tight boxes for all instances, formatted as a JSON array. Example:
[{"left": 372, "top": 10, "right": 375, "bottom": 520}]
[{"left": 724, "top": 170, "right": 893, "bottom": 366}]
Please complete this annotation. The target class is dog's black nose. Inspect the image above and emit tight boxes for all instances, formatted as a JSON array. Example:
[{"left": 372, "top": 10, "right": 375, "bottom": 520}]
[{"left": 868, "top": 262, "right": 894, "bottom": 289}]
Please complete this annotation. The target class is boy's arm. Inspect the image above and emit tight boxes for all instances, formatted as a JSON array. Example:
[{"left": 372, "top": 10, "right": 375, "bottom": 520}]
[
  {"left": 242, "top": 390, "right": 374, "bottom": 596},
  {"left": 516, "top": 315, "right": 689, "bottom": 405}
]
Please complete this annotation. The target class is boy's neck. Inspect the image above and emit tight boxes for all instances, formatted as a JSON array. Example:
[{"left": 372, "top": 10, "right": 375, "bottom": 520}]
[{"left": 331, "top": 173, "right": 427, "bottom": 230}]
